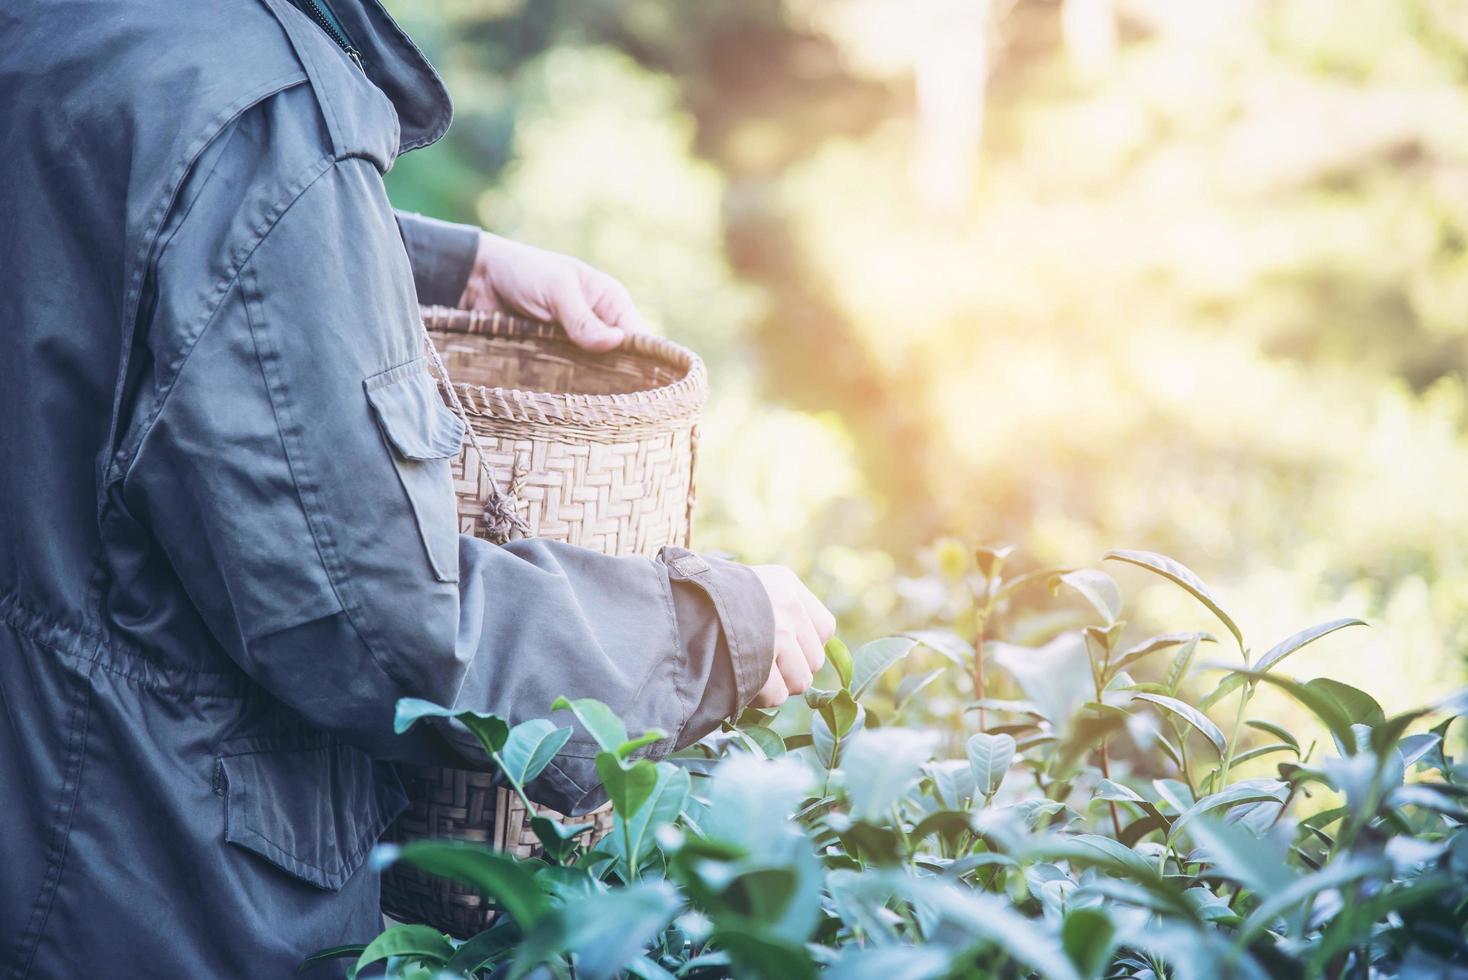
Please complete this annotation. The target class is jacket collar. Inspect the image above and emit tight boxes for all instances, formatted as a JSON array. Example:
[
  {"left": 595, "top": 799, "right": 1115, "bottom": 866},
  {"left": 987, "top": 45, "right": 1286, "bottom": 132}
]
[{"left": 296, "top": 0, "right": 453, "bottom": 154}]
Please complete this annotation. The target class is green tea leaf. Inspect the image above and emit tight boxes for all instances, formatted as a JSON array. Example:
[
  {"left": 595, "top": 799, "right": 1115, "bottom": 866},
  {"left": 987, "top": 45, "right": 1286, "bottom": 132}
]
[
  {"left": 820, "top": 689, "right": 863, "bottom": 737},
  {"left": 909, "top": 810, "right": 978, "bottom": 849},
  {"left": 1060, "top": 569, "right": 1123, "bottom": 625},
  {"left": 511, "top": 881, "right": 683, "bottom": 980},
  {"left": 903, "top": 629, "right": 973, "bottom": 667},
  {"left": 1198, "top": 671, "right": 1247, "bottom": 711},
  {"left": 443, "top": 920, "right": 520, "bottom": 975},
  {"left": 393, "top": 698, "right": 510, "bottom": 755},
  {"left": 595, "top": 752, "right": 659, "bottom": 820},
  {"left": 1244, "top": 719, "right": 1299, "bottom": 752},
  {"left": 1152, "top": 778, "right": 1195, "bottom": 813},
  {"left": 966, "top": 732, "right": 1016, "bottom": 799},
  {"left": 740, "top": 724, "right": 786, "bottom": 759},
  {"left": 1396, "top": 732, "right": 1441, "bottom": 768},
  {"left": 812, "top": 709, "right": 839, "bottom": 769},
  {"left": 551, "top": 696, "right": 628, "bottom": 753},
  {"left": 924, "top": 759, "right": 976, "bottom": 811},
  {"left": 1113, "top": 632, "right": 1212, "bottom": 677},
  {"left": 916, "top": 883, "right": 1083, "bottom": 980},
  {"left": 1186, "top": 815, "right": 1295, "bottom": 895},
  {"left": 894, "top": 669, "right": 945, "bottom": 716},
  {"left": 1230, "top": 742, "right": 1297, "bottom": 766},
  {"left": 1253, "top": 618, "right": 1368, "bottom": 674},
  {"left": 1237, "top": 857, "right": 1388, "bottom": 944},
  {"left": 1227, "top": 672, "right": 1357, "bottom": 752},
  {"left": 1104, "top": 550, "right": 1243, "bottom": 651},
  {"left": 348, "top": 925, "right": 453, "bottom": 980},
  {"left": 1167, "top": 782, "right": 1287, "bottom": 846},
  {"left": 1050, "top": 833, "right": 1162, "bottom": 882},
  {"left": 297, "top": 945, "right": 365, "bottom": 974},
  {"left": 609, "top": 762, "right": 690, "bottom": 867},
  {"left": 828, "top": 945, "right": 952, "bottom": 979},
  {"left": 1095, "top": 778, "right": 1146, "bottom": 804},
  {"left": 626, "top": 955, "right": 678, "bottom": 980},
  {"left": 825, "top": 636, "right": 854, "bottom": 688},
  {"left": 391, "top": 840, "right": 547, "bottom": 928},
  {"left": 529, "top": 815, "right": 595, "bottom": 863},
  {"left": 842, "top": 728, "right": 937, "bottom": 821},
  {"left": 616, "top": 728, "right": 668, "bottom": 760},
  {"left": 851, "top": 637, "right": 919, "bottom": 700},
  {"left": 1132, "top": 693, "right": 1227, "bottom": 756},
  {"left": 1061, "top": 906, "right": 1116, "bottom": 979},
  {"left": 992, "top": 634, "right": 1093, "bottom": 735},
  {"left": 1165, "top": 635, "right": 1206, "bottom": 695},
  {"left": 827, "top": 868, "right": 905, "bottom": 946},
  {"left": 1304, "top": 678, "right": 1384, "bottom": 728},
  {"left": 500, "top": 719, "right": 573, "bottom": 787},
  {"left": 713, "top": 927, "right": 816, "bottom": 980}
]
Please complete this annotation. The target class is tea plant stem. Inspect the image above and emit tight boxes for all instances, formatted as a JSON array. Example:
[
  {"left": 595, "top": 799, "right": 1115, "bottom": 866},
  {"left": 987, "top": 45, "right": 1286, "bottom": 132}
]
[
  {"left": 1218, "top": 684, "right": 1253, "bottom": 787},
  {"left": 1169, "top": 718, "right": 1197, "bottom": 796},
  {"left": 1098, "top": 743, "right": 1123, "bottom": 838},
  {"left": 973, "top": 613, "right": 991, "bottom": 733},
  {"left": 623, "top": 818, "right": 639, "bottom": 881},
  {"left": 891, "top": 803, "right": 913, "bottom": 861},
  {"left": 490, "top": 750, "right": 536, "bottom": 811}
]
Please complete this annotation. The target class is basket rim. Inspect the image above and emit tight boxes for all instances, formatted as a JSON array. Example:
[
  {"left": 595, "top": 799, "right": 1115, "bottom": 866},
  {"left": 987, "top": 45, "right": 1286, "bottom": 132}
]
[{"left": 422, "top": 305, "right": 708, "bottom": 429}]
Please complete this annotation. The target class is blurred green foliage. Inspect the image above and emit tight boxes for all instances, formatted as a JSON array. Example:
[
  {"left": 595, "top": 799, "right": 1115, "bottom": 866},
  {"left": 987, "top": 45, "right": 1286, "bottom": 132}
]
[{"left": 385, "top": 0, "right": 1468, "bottom": 710}]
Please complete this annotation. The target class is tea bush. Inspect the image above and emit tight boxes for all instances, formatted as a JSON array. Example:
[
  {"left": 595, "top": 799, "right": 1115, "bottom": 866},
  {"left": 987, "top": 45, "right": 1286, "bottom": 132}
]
[{"left": 311, "top": 549, "right": 1468, "bottom": 979}]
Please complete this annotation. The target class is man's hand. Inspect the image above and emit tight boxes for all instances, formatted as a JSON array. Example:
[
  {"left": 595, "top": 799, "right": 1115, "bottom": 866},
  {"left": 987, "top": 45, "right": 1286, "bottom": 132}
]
[
  {"left": 749, "top": 566, "right": 836, "bottom": 707},
  {"left": 458, "top": 232, "right": 648, "bottom": 352}
]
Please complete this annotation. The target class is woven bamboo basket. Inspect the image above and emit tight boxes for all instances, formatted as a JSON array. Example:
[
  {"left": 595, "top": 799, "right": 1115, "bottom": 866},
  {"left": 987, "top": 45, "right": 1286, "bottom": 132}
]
[{"left": 378, "top": 306, "right": 708, "bottom": 937}]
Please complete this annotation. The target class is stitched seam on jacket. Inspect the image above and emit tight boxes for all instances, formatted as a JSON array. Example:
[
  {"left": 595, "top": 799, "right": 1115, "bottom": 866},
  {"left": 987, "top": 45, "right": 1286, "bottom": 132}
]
[
  {"left": 86, "top": 73, "right": 309, "bottom": 665},
  {"left": 658, "top": 571, "right": 695, "bottom": 751},
  {"left": 235, "top": 172, "right": 405, "bottom": 701},
  {"left": 115, "top": 151, "right": 337, "bottom": 488},
  {"left": 10, "top": 667, "right": 92, "bottom": 979},
  {"left": 102, "top": 69, "right": 309, "bottom": 501}
]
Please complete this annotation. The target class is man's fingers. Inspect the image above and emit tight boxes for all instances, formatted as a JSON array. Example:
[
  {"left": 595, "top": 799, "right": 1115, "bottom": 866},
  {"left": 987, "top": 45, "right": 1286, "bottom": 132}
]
[
  {"left": 748, "top": 563, "right": 834, "bottom": 705},
  {"left": 583, "top": 267, "right": 649, "bottom": 336},
  {"left": 799, "top": 587, "right": 837, "bottom": 644},
  {"left": 752, "top": 667, "right": 789, "bottom": 708},
  {"left": 776, "top": 641, "right": 813, "bottom": 695},
  {"left": 794, "top": 612, "right": 824, "bottom": 675},
  {"left": 557, "top": 289, "right": 625, "bottom": 352}
]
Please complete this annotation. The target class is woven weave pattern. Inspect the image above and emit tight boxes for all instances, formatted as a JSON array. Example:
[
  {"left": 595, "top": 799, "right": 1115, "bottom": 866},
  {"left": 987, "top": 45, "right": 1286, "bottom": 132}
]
[
  {"left": 379, "top": 307, "right": 706, "bottom": 938},
  {"left": 450, "top": 427, "right": 696, "bottom": 554},
  {"left": 382, "top": 769, "right": 616, "bottom": 938}
]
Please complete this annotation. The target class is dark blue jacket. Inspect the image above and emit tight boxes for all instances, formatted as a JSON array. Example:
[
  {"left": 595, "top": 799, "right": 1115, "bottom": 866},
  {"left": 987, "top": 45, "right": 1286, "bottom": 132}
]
[{"left": 0, "top": 2, "right": 772, "bottom": 976}]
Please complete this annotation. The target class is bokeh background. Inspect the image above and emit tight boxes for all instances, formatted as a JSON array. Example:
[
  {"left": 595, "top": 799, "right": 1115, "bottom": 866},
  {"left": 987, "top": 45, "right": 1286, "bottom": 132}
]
[{"left": 385, "top": 0, "right": 1468, "bottom": 713}]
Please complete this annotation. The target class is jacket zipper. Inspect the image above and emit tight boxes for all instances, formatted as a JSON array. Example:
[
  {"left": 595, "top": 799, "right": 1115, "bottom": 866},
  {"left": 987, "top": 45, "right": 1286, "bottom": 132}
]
[{"left": 288, "top": 0, "right": 365, "bottom": 72}]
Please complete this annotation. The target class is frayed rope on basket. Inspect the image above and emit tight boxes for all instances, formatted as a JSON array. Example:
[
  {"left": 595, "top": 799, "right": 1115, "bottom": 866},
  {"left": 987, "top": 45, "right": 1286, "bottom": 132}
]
[{"left": 422, "top": 330, "right": 532, "bottom": 544}]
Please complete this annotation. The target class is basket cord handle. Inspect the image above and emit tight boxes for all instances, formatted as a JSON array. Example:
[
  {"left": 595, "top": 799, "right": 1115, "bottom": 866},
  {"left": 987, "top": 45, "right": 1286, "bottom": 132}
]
[{"left": 421, "top": 330, "right": 531, "bottom": 545}]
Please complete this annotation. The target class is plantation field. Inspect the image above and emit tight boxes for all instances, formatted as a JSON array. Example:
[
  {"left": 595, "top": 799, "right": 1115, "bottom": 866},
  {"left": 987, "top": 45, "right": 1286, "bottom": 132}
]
[{"left": 329, "top": 547, "right": 1467, "bottom": 978}]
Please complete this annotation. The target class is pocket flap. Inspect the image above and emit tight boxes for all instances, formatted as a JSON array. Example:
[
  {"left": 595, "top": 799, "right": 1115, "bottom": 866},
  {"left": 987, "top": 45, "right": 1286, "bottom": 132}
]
[
  {"left": 219, "top": 735, "right": 407, "bottom": 891},
  {"left": 364, "top": 358, "right": 464, "bottom": 461}
]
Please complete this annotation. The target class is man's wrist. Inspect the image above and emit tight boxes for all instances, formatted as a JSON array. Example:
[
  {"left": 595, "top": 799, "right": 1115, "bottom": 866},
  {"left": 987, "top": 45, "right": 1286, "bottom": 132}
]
[{"left": 393, "top": 210, "right": 480, "bottom": 308}]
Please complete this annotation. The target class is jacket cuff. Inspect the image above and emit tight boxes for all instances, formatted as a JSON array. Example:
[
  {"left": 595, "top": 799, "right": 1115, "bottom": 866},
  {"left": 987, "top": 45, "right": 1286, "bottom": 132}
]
[
  {"left": 658, "top": 546, "right": 775, "bottom": 746},
  {"left": 393, "top": 210, "right": 480, "bottom": 308}
]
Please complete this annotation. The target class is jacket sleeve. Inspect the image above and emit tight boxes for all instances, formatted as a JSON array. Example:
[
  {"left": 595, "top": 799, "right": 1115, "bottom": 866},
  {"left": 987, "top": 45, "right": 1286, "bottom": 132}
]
[
  {"left": 125, "top": 157, "right": 773, "bottom": 813},
  {"left": 393, "top": 209, "right": 479, "bottom": 308}
]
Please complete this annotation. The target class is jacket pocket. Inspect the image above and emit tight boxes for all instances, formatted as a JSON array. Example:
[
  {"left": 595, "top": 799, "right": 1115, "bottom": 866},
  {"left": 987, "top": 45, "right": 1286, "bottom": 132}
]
[
  {"left": 218, "top": 734, "right": 408, "bottom": 891},
  {"left": 364, "top": 358, "right": 465, "bottom": 583}
]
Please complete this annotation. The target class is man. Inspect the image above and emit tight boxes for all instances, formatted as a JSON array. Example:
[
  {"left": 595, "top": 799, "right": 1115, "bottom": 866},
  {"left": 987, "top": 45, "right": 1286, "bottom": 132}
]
[{"left": 0, "top": 1, "right": 832, "bottom": 976}]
